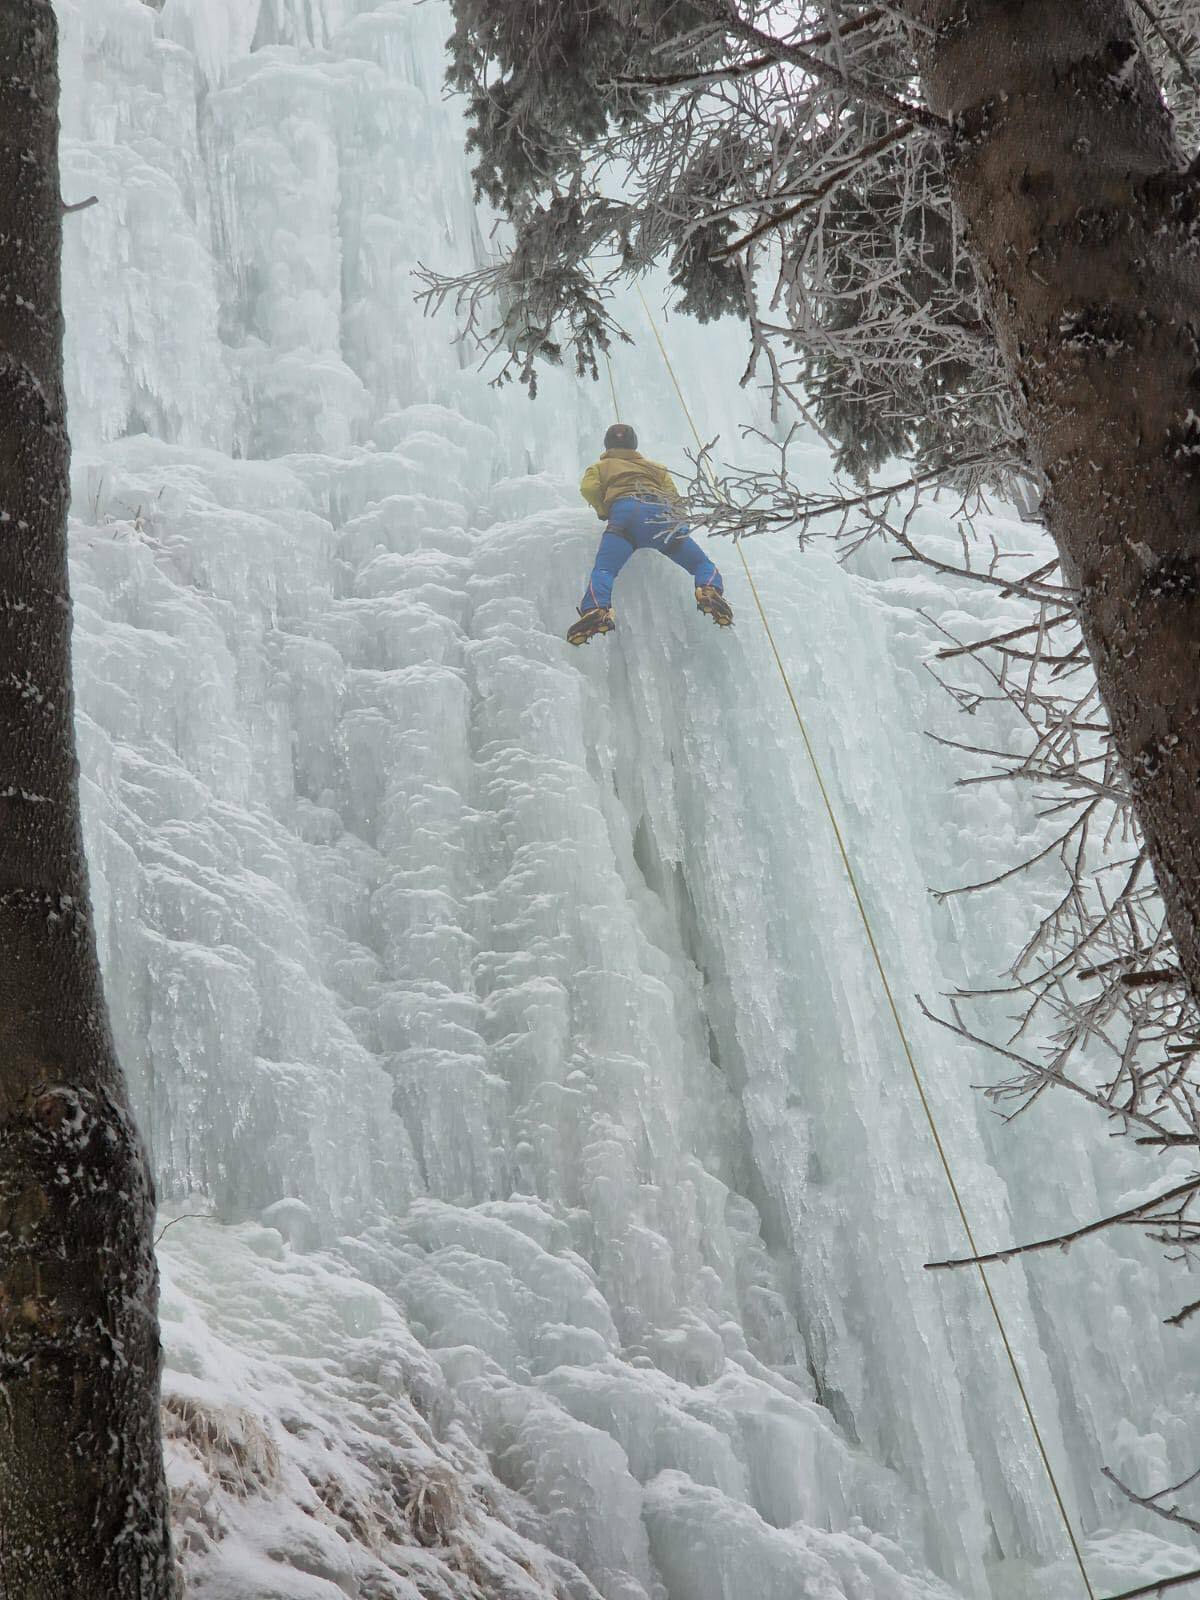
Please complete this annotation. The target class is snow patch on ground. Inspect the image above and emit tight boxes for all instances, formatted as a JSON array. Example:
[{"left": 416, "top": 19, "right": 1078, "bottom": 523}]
[{"left": 160, "top": 1215, "right": 604, "bottom": 1599}]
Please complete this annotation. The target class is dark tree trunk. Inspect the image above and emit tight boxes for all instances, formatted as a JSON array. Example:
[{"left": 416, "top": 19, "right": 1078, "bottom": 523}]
[
  {"left": 0, "top": 5, "right": 174, "bottom": 1595},
  {"left": 910, "top": 0, "right": 1200, "bottom": 1002}
]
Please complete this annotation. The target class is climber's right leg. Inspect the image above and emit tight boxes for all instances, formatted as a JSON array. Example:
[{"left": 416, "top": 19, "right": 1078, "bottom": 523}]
[{"left": 663, "top": 533, "right": 734, "bottom": 627}]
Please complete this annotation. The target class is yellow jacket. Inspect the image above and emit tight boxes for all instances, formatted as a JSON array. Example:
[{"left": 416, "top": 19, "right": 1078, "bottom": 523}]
[{"left": 579, "top": 449, "right": 680, "bottom": 519}]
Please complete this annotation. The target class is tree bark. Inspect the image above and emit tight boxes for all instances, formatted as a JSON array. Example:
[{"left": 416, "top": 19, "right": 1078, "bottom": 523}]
[
  {"left": 906, "top": 0, "right": 1200, "bottom": 1003},
  {"left": 0, "top": 6, "right": 175, "bottom": 1595}
]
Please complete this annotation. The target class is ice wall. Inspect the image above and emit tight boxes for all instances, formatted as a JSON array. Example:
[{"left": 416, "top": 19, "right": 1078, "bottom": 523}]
[{"left": 58, "top": 1, "right": 1200, "bottom": 1597}]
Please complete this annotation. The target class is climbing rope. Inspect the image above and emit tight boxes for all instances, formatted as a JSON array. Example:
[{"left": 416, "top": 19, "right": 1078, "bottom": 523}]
[
  {"left": 603, "top": 347, "right": 621, "bottom": 426},
  {"left": 625, "top": 283, "right": 1103, "bottom": 1600}
]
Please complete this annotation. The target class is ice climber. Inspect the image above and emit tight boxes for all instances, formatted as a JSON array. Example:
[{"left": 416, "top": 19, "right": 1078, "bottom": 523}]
[{"left": 567, "top": 423, "right": 734, "bottom": 645}]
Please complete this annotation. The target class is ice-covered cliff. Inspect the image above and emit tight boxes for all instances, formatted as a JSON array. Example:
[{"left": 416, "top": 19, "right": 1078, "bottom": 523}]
[{"left": 59, "top": 1, "right": 1200, "bottom": 1596}]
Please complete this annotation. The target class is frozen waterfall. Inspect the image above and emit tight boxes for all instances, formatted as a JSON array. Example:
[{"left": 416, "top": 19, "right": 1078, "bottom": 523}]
[{"left": 59, "top": 1, "right": 1200, "bottom": 1596}]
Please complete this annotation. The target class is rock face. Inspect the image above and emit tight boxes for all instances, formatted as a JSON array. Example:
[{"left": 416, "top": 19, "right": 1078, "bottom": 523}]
[{"left": 59, "top": 1, "right": 1200, "bottom": 1597}]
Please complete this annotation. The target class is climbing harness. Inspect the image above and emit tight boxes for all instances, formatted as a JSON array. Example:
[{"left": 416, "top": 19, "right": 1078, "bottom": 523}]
[{"left": 604, "top": 283, "right": 1188, "bottom": 1600}]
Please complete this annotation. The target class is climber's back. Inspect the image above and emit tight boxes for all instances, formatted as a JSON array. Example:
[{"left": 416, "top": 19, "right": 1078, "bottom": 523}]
[{"left": 579, "top": 423, "right": 679, "bottom": 520}]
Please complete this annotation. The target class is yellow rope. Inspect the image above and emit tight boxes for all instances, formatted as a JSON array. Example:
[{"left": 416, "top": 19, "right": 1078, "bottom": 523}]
[
  {"left": 629, "top": 281, "right": 1098, "bottom": 1600},
  {"left": 603, "top": 347, "right": 621, "bottom": 424}
]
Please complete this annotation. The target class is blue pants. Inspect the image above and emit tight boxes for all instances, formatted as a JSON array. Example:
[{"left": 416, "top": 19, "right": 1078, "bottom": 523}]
[{"left": 579, "top": 496, "right": 722, "bottom": 612}]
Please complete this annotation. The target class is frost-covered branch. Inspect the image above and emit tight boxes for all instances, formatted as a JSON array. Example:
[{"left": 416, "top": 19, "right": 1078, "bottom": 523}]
[
  {"left": 1102, "top": 1462, "right": 1200, "bottom": 1538},
  {"left": 925, "top": 1176, "right": 1200, "bottom": 1273},
  {"left": 1102, "top": 1567, "right": 1200, "bottom": 1600}
]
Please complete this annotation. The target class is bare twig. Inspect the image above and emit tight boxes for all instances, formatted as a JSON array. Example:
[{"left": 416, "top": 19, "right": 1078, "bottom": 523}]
[
  {"left": 925, "top": 1176, "right": 1200, "bottom": 1272},
  {"left": 1131, "top": 0, "right": 1200, "bottom": 94},
  {"left": 714, "top": 122, "right": 916, "bottom": 257},
  {"left": 715, "top": 4, "right": 948, "bottom": 132},
  {"left": 153, "top": 1212, "right": 213, "bottom": 1247},
  {"left": 1103, "top": 1462, "right": 1200, "bottom": 1535},
  {"left": 1103, "top": 1569, "right": 1200, "bottom": 1600}
]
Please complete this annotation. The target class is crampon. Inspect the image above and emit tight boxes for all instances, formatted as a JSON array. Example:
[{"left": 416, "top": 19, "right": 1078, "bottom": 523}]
[
  {"left": 567, "top": 606, "right": 616, "bottom": 646},
  {"left": 696, "top": 585, "right": 734, "bottom": 627}
]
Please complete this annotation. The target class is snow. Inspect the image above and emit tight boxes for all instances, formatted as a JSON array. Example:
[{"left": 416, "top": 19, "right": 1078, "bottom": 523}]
[{"left": 59, "top": 0, "right": 1200, "bottom": 1596}]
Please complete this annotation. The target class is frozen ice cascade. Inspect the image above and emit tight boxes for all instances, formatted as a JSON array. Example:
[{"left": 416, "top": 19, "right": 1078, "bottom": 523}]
[{"left": 58, "top": 1, "right": 1200, "bottom": 1596}]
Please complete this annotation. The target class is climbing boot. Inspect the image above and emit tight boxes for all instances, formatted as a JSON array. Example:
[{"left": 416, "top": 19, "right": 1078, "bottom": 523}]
[
  {"left": 567, "top": 605, "right": 616, "bottom": 646},
  {"left": 696, "top": 585, "right": 734, "bottom": 627}
]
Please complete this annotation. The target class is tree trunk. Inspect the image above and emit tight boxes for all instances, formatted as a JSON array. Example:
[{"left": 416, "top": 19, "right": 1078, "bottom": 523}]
[
  {"left": 0, "top": 5, "right": 175, "bottom": 1595},
  {"left": 906, "top": 0, "right": 1200, "bottom": 998}
]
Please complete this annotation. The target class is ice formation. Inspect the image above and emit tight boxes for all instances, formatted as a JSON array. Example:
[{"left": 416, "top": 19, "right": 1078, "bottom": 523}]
[{"left": 58, "top": 0, "right": 1200, "bottom": 1596}]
